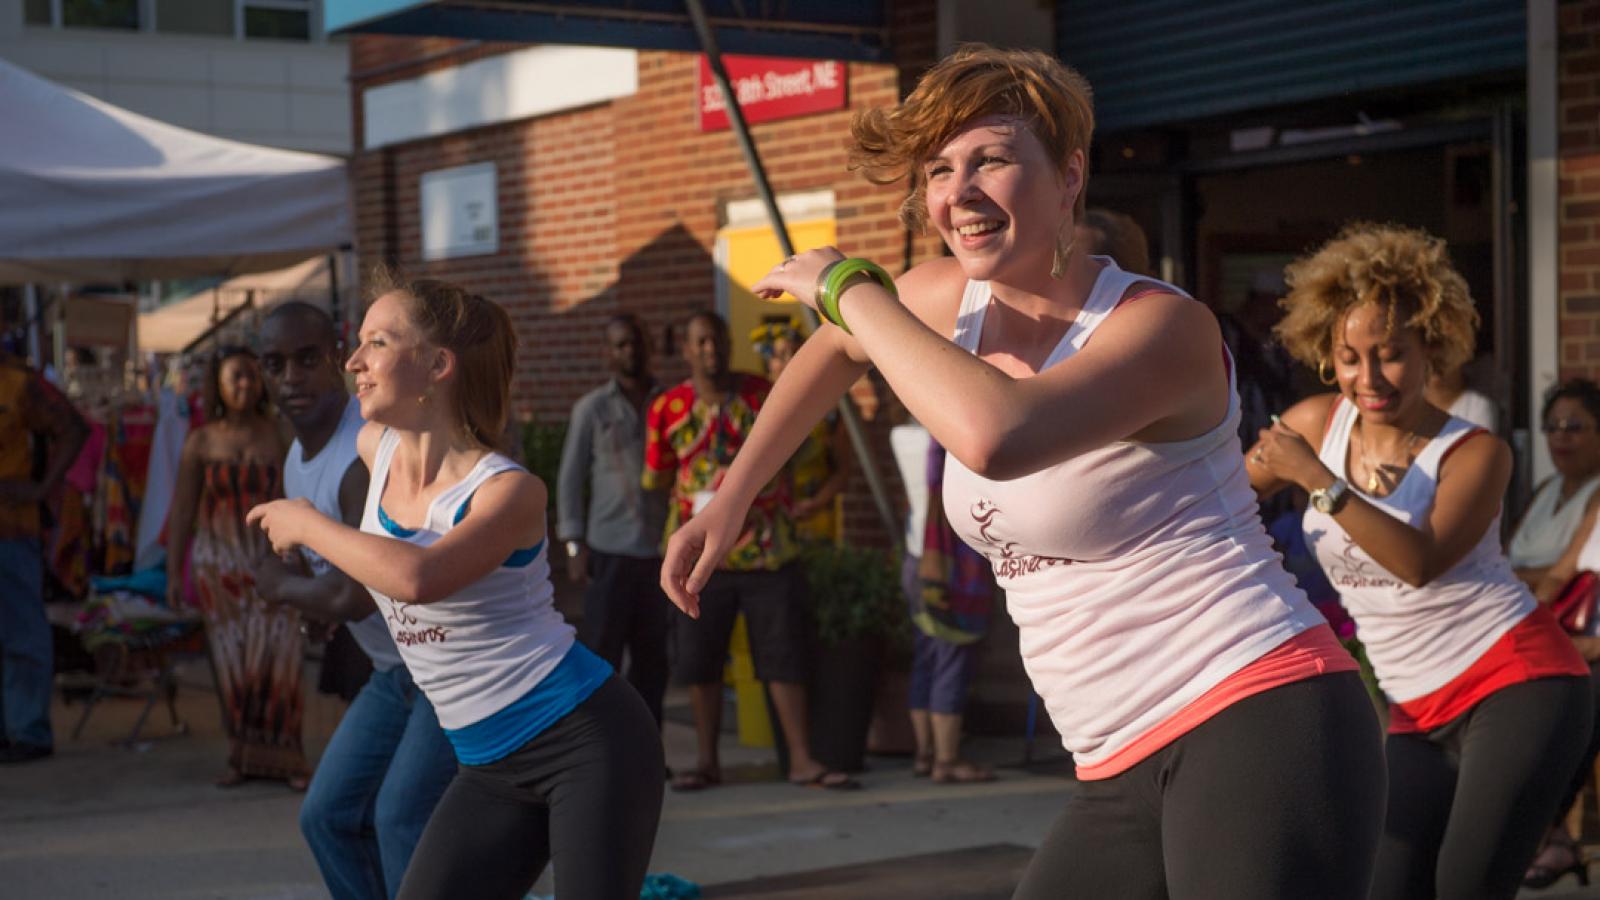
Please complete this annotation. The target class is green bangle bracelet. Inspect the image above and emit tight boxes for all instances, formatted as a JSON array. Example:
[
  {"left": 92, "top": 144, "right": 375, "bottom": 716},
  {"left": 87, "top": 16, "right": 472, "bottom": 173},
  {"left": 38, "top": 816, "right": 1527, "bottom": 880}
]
[{"left": 819, "top": 258, "right": 896, "bottom": 334}]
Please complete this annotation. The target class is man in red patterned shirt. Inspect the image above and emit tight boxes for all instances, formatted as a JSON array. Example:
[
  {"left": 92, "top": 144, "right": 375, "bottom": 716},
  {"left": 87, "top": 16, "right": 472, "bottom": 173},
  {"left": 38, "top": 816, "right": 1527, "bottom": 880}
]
[{"left": 644, "top": 310, "right": 855, "bottom": 791}]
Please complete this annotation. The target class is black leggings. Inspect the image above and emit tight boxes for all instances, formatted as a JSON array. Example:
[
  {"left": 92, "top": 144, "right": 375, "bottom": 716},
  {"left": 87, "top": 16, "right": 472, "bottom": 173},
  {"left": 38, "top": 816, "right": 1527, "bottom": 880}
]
[
  {"left": 1551, "top": 661, "right": 1600, "bottom": 824},
  {"left": 1013, "top": 672, "right": 1386, "bottom": 900},
  {"left": 1372, "top": 675, "right": 1592, "bottom": 900},
  {"left": 397, "top": 677, "right": 665, "bottom": 900}
]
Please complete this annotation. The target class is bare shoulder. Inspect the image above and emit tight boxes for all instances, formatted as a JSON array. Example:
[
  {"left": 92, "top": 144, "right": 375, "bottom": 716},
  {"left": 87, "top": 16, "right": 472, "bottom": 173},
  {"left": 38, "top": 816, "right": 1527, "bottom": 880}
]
[
  {"left": 896, "top": 257, "right": 968, "bottom": 338},
  {"left": 1437, "top": 427, "right": 1511, "bottom": 478},
  {"left": 465, "top": 467, "right": 547, "bottom": 521},
  {"left": 181, "top": 423, "right": 210, "bottom": 459},
  {"left": 1278, "top": 393, "right": 1341, "bottom": 444}
]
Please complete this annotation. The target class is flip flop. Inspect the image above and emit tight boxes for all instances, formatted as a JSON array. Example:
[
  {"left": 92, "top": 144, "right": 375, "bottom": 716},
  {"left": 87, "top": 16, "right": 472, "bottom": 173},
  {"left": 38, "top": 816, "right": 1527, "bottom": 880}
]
[
  {"left": 670, "top": 769, "right": 721, "bottom": 792},
  {"left": 790, "top": 770, "right": 862, "bottom": 791}
]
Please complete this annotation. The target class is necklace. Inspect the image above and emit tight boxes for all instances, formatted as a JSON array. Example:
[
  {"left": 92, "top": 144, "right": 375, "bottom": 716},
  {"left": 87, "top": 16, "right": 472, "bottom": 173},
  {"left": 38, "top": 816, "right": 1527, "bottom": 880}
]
[{"left": 1357, "top": 419, "right": 1421, "bottom": 494}]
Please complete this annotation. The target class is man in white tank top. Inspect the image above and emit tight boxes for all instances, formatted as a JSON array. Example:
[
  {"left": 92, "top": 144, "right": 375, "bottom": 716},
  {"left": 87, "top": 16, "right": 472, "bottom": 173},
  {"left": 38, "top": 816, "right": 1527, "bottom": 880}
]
[{"left": 254, "top": 304, "right": 455, "bottom": 900}]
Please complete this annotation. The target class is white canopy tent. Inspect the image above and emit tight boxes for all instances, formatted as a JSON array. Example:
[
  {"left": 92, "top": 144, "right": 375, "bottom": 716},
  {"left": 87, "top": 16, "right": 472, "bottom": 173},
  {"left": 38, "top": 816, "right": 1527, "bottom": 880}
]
[
  {"left": 137, "top": 255, "right": 348, "bottom": 354},
  {"left": 0, "top": 57, "right": 350, "bottom": 284}
]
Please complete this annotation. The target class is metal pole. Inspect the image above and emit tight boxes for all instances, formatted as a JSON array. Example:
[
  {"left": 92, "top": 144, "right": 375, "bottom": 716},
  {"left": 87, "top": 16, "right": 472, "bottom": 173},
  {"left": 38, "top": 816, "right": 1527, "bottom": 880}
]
[
  {"left": 684, "top": 0, "right": 902, "bottom": 542},
  {"left": 22, "top": 284, "right": 42, "bottom": 367}
]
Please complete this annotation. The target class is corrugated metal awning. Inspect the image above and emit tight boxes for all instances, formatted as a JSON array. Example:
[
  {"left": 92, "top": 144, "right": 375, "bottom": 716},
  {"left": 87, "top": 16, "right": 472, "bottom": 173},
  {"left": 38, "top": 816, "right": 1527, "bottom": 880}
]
[
  {"left": 327, "top": 0, "right": 889, "bottom": 61},
  {"left": 1058, "top": 0, "right": 1527, "bottom": 134}
]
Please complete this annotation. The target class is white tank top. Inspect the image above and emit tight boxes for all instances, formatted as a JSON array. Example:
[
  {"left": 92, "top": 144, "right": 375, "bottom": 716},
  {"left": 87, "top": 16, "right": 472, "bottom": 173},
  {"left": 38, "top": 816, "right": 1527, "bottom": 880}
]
[
  {"left": 360, "top": 428, "right": 574, "bottom": 730},
  {"left": 940, "top": 260, "right": 1323, "bottom": 769},
  {"left": 1508, "top": 475, "right": 1600, "bottom": 570},
  {"left": 1303, "top": 399, "right": 1531, "bottom": 702},
  {"left": 283, "top": 397, "right": 402, "bottom": 672}
]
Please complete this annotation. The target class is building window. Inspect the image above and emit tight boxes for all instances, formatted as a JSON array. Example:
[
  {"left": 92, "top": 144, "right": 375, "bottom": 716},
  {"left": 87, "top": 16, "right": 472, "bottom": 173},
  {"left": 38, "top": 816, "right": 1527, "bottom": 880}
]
[
  {"left": 239, "top": 0, "right": 312, "bottom": 41},
  {"left": 62, "top": 0, "right": 140, "bottom": 29},
  {"left": 156, "top": 0, "right": 234, "bottom": 36}
]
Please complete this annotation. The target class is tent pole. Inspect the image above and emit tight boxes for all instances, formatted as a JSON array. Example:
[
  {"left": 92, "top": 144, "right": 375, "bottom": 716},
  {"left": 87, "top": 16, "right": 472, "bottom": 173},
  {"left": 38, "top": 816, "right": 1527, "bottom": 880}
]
[{"left": 685, "top": 0, "right": 902, "bottom": 543}]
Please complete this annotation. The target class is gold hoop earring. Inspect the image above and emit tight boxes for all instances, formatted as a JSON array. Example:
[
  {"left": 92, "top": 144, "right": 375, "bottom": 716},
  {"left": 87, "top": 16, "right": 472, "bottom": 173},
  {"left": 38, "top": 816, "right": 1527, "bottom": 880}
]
[
  {"left": 1317, "top": 359, "right": 1337, "bottom": 386},
  {"left": 1051, "top": 217, "right": 1075, "bottom": 280}
]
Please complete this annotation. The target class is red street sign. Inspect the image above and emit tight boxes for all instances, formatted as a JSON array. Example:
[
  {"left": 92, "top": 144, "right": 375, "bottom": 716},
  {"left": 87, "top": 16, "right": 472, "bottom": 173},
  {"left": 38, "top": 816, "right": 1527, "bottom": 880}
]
[{"left": 697, "top": 54, "right": 847, "bottom": 132}]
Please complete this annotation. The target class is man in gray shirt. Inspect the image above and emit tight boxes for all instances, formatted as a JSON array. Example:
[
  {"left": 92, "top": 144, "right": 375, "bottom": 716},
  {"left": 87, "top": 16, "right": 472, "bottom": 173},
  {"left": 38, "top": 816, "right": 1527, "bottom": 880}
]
[{"left": 557, "top": 314, "right": 670, "bottom": 725}]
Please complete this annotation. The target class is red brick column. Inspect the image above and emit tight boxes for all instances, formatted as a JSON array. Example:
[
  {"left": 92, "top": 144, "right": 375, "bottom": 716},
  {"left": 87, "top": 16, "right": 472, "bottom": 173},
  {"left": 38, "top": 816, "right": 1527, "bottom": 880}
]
[{"left": 1559, "top": 0, "right": 1600, "bottom": 380}]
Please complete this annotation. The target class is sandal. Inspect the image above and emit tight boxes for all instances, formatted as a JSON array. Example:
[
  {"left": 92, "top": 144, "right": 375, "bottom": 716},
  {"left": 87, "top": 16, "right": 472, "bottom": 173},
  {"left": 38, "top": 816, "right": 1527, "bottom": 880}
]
[
  {"left": 214, "top": 767, "right": 247, "bottom": 789},
  {"left": 790, "top": 769, "right": 862, "bottom": 791},
  {"left": 670, "top": 768, "right": 721, "bottom": 792},
  {"left": 1524, "top": 834, "right": 1589, "bottom": 889},
  {"left": 912, "top": 754, "right": 934, "bottom": 778},
  {"left": 286, "top": 773, "right": 310, "bottom": 792},
  {"left": 931, "top": 759, "right": 996, "bottom": 784}
]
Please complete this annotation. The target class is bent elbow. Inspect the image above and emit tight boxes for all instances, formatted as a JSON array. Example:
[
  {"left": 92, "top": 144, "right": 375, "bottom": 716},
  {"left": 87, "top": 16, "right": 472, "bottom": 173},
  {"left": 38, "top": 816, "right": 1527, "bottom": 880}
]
[
  {"left": 1398, "top": 562, "right": 1445, "bottom": 590},
  {"left": 946, "top": 432, "right": 1005, "bottom": 480},
  {"left": 388, "top": 562, "right": 434, "bottom": 606}
]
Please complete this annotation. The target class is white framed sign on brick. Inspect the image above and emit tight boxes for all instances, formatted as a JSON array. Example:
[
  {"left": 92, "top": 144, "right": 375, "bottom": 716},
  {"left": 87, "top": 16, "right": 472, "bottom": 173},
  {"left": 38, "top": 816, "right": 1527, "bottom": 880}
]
[{"left": 420, "top": 162, "right": 498, "bottom": 261}]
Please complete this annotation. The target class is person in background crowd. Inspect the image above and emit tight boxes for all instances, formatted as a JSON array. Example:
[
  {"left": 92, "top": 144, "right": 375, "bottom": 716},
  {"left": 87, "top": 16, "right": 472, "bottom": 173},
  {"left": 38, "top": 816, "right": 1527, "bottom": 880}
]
[
  {"left": 646, "top": 310, "right": 856, "bottom": 792},
  {"left": 1513, "top": 380, "right": 1600, "bottom": 593},
  {"left": 253, "top": 302, "right": 456, "bottom": 900},
  {"left": 890, "top": 422, "right": 995, "bottom": 783},
  {"left": 0, "top": 336, "right": 89, "bottom": 764},
  {"left": 662, "top": 45, "right": 1384, "bottom": 898},
  {"left": 1074, "top": 207, "right": 1150, "bottom": 276},
  {"left": 1502, "top": 378, "right": 1600, "bottom": 887},
  {"left": 1425, "top": 359, "right": 1498, "bottom": 432},
  {"left": 750, "top": 317, "right": 852, "bottom": 544},
  {"left": 248, "top": 274, "right": 663, "bottom": 899},
  {"left": 557, "top": 313, "right": 671, "bottom": 727},
  {"left": 1250, "top": 222, "right": 1592, "bottom": 899},
  {"left": 166, "top": 346, "right": 307, "bottom": 788}
]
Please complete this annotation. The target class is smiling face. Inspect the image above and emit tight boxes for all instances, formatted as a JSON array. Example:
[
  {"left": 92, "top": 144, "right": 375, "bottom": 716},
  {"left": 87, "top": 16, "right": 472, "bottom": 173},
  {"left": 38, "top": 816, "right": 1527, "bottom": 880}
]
[
  {"left": 215, "top": 354, "right": 264, "bottom": 416},
  {"left": 345, "top": 292, "right": 441, "bottom": 427},
  {"left": 1331, "top": 303, "right": 1431, "bottom": 426},
  {"left": 921, "top": 115, "right": 1081, "bottom": 284}
]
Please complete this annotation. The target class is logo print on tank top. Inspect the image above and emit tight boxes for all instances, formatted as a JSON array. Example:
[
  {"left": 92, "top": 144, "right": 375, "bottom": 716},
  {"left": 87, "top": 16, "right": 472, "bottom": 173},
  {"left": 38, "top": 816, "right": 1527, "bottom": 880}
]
[
  {"left": 969, "top": 499, "right": 1074, "bottom": 580},
  {"left": 384, "top": 598, "right": 451, "bottom": 646},
  {"left": 1321, "top": 531, "right": 1400, "bottom": 591}
]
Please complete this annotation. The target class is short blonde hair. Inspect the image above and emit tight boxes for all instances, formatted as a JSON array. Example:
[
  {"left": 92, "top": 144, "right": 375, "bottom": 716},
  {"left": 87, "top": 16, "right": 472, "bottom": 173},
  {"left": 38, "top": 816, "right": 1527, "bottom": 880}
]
[
  {"left": 849, "top": 44, "right": 1094, "bottom": 232},
  {"left": 1275, "top": 224, "right": 1479, "bottom": 377}
]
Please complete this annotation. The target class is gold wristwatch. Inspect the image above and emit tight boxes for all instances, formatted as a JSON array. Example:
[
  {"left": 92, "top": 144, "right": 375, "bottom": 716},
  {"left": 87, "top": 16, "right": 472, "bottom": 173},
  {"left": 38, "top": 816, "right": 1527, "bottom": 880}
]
[{"left": 1309, "top": 478, "right": 1351, "bottom": 515}]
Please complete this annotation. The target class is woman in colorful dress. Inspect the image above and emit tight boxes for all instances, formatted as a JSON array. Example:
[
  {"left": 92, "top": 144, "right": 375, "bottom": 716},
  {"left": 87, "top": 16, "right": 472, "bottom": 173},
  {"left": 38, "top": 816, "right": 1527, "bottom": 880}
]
[
  {"left": 661, "top": 45, "right": 1385, "bottom": 899},
  {"left": 1250, "top": 223, "right": 1593, "bottom": 899},
  {"left": 165, "top": 346, "right": 305, "bottom": 788}
]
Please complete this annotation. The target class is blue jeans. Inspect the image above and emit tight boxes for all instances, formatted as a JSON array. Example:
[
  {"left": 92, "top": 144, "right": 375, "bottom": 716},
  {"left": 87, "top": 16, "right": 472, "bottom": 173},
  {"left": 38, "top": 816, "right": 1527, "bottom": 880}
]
[
  {"left": 300, "top": 664, "right": 457, "bottom": 900},
  {"left": 0, "top": 538, "right": 52, "bottom": 748}
]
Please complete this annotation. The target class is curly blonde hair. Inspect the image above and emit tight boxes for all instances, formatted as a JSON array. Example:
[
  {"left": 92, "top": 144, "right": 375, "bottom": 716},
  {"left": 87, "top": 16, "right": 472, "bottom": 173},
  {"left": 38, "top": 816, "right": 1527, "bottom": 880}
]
[
  {"left": 1274, "top": 223, "right": 1479, "bottom": 377},
  {"left": 849, "top": 44, "right": 1094, "bottom": 232}
]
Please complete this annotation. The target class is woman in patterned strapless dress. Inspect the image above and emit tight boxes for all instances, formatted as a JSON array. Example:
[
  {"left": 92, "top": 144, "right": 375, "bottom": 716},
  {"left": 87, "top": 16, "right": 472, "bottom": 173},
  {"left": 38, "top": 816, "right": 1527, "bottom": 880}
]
[{"left": 166, "top": 346, "right": 307, "bottom": 788}]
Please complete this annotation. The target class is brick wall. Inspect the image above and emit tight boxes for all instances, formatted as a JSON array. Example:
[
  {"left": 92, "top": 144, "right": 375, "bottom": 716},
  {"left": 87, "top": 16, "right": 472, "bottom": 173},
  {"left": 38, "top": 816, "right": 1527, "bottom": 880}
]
[
  {"left": 1560, "top": 0, "right": 1600, "bottom": 379},
  {"left": 347, "top": 0, "right": 940, "bottom": 546}
]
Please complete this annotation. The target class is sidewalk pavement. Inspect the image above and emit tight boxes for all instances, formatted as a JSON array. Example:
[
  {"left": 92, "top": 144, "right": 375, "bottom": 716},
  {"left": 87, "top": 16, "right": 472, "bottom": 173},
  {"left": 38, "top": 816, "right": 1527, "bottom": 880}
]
[{"left": 2, "top": 657, "right": 1597, "bottom": 899}]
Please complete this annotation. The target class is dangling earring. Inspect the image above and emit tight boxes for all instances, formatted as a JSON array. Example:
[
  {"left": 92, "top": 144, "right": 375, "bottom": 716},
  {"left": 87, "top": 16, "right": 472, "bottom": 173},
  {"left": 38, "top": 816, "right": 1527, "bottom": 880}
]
[
  {"left": 1317, "top": 359, "right": 1337, "bottom": 386},
  {"left": 1051, "top": 216, "right": 1075, "bottom": 280}
]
